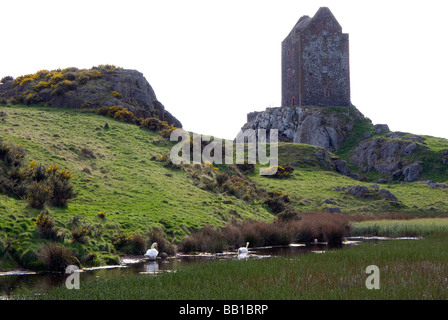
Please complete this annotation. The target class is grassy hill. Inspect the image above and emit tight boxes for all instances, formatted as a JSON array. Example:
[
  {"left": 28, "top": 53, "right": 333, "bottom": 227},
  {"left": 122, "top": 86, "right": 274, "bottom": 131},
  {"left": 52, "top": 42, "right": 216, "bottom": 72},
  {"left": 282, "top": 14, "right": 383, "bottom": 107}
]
[
  {"left": 0, "top": 105, "right": 273, "bottom": 269},
  {"left": 1, "top": 104, "right": 448, "bottom": 271}
]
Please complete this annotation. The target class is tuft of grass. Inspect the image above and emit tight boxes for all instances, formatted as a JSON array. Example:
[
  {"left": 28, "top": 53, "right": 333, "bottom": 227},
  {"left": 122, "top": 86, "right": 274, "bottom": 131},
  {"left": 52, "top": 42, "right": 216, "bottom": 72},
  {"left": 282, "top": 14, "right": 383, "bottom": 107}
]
[{"left": 38, "top": 243, "right": 79, "bottom": 272}]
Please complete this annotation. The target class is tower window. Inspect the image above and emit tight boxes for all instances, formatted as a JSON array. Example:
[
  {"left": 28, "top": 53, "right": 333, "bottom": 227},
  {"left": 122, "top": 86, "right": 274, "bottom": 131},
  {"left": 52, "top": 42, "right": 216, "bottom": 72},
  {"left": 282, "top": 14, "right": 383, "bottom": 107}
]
[
  {"left": 322, "top": 66, "right": 328, "bottom": 73},
  {"left": 323, "top": 30, "right": 328, "bottom": 36}
]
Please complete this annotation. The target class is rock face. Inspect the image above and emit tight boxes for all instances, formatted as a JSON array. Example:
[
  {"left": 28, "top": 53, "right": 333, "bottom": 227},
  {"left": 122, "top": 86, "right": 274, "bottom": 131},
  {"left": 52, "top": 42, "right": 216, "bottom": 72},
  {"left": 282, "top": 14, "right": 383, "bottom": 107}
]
[
  {"left": 374, "top": 124, "right": 390, "bottom": 134},
  {"left": 349, "top": 132, "right": 427, "bottom": 181},
  {"left": 241, "top": 105, "right": 367, "bottom": 151},
  {"left": 0, "top": 66, "right": 182, "bottom": 127}
]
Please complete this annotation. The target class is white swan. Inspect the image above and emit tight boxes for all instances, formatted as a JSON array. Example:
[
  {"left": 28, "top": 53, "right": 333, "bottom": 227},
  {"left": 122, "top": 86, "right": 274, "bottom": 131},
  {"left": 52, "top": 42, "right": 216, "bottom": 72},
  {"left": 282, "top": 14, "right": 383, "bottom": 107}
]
[
  {"left": 144, "top": 242, "right": 158, "bottom": 260},
  {"left": 238, "top": 242, "right": 249, "bottom": 254}
]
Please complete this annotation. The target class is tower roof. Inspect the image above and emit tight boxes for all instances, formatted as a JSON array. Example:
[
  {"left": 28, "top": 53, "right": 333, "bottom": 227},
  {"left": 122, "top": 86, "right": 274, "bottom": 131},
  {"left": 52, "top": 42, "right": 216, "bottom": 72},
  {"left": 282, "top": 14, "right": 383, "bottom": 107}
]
[{"left": 286, "top": 7, "right": 342, "bottom": 39}]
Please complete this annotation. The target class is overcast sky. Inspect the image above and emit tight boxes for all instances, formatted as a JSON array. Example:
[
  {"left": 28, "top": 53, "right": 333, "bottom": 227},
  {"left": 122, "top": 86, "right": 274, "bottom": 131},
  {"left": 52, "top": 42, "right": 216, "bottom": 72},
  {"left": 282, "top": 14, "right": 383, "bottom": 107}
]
[{"left": 1, "top": 0, "right": 447, "bottom": 140}]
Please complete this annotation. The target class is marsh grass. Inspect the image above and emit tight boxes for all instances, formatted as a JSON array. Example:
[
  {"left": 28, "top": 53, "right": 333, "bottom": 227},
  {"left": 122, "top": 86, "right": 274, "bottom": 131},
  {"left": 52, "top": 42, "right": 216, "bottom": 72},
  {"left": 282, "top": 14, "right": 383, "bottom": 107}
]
[
  {"left": 23, "top": 235, "right": 448, "bottom": 300},
  {"left": 351, "top": 218, "right": 448, "bottom": 237}
]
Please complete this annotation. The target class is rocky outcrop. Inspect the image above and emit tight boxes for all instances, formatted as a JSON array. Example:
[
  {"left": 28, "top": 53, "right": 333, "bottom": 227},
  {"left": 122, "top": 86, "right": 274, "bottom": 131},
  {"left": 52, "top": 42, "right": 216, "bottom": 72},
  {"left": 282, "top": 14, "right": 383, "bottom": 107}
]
[
  {"left": 349, "top": 133, "right": 427, "bottom": 181},
  {"left": 334, "top": 185, "right": 399, "bottom": 205},
  {"left": 374, "top": 124, "right": 390, "bottom": 134},
  {"left": 241, "top": 105, "right": 368, "bottom": 152},
  {"left": 0, "top": 66, "right": 182, "bottom": 127}
]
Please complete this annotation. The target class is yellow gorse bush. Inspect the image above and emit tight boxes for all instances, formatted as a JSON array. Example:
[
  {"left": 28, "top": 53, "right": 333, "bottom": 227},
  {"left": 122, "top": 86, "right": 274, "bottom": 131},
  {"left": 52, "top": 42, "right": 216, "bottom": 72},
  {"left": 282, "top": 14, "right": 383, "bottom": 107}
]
[
  {"left": 34, "top": 211, "right": 52, "bottom": 227},
  {"left": 46, "top": 164, "right": 59, "bottom": 174},
  {"left": 112, "top": 91, "right": 122, "bottom": 99},
  {"left": 59, "top": 169, "right": 74, "bottom": 179},
  {"left": 97, "top": 211, "right": 106, "bottom": 218}
]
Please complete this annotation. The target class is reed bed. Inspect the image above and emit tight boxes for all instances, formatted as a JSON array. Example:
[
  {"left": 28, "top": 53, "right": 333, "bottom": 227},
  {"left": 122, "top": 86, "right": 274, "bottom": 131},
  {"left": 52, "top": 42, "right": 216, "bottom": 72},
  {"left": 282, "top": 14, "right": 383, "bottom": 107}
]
[{"left": 179, "top": 211, "right": 350, "bottom": 253}]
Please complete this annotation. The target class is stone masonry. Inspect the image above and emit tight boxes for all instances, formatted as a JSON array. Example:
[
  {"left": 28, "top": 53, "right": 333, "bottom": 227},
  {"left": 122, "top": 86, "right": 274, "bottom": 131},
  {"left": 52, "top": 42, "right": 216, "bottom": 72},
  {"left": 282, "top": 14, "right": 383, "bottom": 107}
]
[{"left": 282, "top": 7, "right": 350, "bottom": 107}]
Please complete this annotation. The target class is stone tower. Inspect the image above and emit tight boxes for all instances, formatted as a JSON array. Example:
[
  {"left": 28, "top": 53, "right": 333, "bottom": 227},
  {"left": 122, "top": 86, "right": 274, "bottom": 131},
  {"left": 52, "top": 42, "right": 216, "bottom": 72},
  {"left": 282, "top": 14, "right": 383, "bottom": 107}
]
[{"left": 281, "top": 7, "right": 350, "bottom": 107}]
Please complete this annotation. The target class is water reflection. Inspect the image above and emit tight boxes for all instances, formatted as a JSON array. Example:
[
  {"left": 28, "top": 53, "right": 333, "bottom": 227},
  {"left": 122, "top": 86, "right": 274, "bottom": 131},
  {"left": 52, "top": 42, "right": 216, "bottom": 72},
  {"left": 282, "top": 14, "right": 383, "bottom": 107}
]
[
  {"left": 237, "top": 252, "right": 249, "bottom": 260},
  {"left": 141, "top": 262, "right": 159, "bottom": 275}
]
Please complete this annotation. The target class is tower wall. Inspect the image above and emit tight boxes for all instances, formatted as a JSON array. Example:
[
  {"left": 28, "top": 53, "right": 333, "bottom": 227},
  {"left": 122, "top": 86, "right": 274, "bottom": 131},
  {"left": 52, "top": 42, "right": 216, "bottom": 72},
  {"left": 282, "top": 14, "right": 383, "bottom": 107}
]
[{"left": 282, "top": 7, "right": 350, "bottom": 107}]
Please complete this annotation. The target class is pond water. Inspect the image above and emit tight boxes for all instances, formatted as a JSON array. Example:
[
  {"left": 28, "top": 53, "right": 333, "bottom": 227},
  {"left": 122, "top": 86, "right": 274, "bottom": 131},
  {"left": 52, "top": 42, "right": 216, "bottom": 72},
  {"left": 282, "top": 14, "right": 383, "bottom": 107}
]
[{"left": 0, "top": 237, "right": 419, "bottom": 299}]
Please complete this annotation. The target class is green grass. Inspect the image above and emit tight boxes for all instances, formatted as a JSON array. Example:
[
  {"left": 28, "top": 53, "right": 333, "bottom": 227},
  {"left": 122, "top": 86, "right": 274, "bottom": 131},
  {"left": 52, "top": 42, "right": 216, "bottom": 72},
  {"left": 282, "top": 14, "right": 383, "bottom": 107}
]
[
  {"left": 20, "top": 234, "right": 448, "bottom": 300},
  {"left": 0, "top": 105, "right": 273, "bottom": 269},
  {"left": 351, "top": 218, "right": 448, "bottom": 237},
  {"left": 251, "top": 167, "right": 448, "bottom": 214}
]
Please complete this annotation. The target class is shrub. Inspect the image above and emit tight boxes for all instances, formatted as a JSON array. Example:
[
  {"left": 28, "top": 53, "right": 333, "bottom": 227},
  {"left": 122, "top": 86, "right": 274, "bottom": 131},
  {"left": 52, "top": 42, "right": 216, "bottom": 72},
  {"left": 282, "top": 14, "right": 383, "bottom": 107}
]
[
  {"left": 62, "top": 67, "right": 79, "bottom": 73},
  {"left": 276, "top": 205, "right": 301, "bottom": 221},
  {"left": 111, "top": 232, "right": 148, "bottom": 254},
  {"left": 18, "top": 77, "right": 35, "bottom": 86},
  {"left": 38, "top": 243, "right": 79, "bottom": 272},
  {"left": 46, "top": 71, "right": 64, "bottom": 84},
  {"left": 27, "top": 182, "right": 51, "bottom": 209},
  {"left": 47, "top": 172, "right": 76, "bottom": 207},
  {"left": 1, "top": 76, "right": 13, "bottom": 84},
  {"left": 34, "top": 69, "right": 50, "bottom": 80},
  {"left": 33, "top": 81, "right": 51, "bottom": 91},
  {"left": 215, "top": 172, "right": 229, "bottom": 187},
  {"left": 159, "top": 123, "right": 177, "bottom": 138},
  {"left": 50, "top": 80, "right": 77, "bottom": 96},
  {"left": 236, "top": 162, "right": 255, "bottom": 175},
  {"left": 75, "top": 70, "right": 90, "bottom": 84},
  {"left": 0, "top": 140, "right": 25, "bottom": 167},
  {"left": 263, "top": 190, "right": 290, "bottom": 214},
  {"left": 141, "top": 117, "right": 163, "bottom": 131},
  {"left": 112, "top": 232, "right": 134, "bottom": 250},
  {"left": 64, "top": 72, "right": 77, "bottom": 81},
  {"left": 32, "top": 163, "right": 47, "bottom": 182},
  {"left": 97, "top": 211, "right": 106, "bottom": 219},
  {"left": 34, "top": 211, "right": 64, "bottom": 241},
  {"left": 71, "top": 226, "right": 90, "bottom": 244},
  {"left": 13, "top": 160, "right": 76, "bottom": 208},
  {"left": 87, "top": 69, "right": 102, "bottom": 79},
  {"left": 221, "top": 175, "right": 256, "bottom": 200},
  {"left": 112, "top": 91, "right": 122, "bottom": 99},
  {"left": 24, "top": 91, "right": 42, "bottom": 105},
  {"left": 97, "top": 106, "right": 110, "bottom": 116},
  {"left": 113, "top": 108, "right": 138, "bottom": 124},
  {"left": 96, "top": 64, "right": 122, "bottom": 72},
  {"left": 130, "top": 233, "right": 146, "bottom": 255}
]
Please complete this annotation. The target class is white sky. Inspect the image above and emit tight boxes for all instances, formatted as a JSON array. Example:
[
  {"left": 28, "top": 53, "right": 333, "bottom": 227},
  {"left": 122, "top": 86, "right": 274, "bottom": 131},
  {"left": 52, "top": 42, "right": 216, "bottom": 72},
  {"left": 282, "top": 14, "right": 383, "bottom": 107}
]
[{"left": 1, "top": 0, "right": 448, "bottom": 140}]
